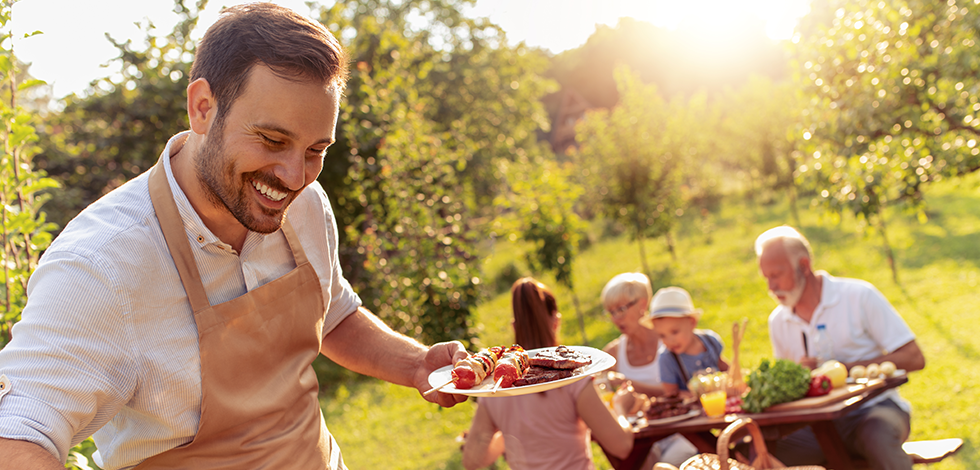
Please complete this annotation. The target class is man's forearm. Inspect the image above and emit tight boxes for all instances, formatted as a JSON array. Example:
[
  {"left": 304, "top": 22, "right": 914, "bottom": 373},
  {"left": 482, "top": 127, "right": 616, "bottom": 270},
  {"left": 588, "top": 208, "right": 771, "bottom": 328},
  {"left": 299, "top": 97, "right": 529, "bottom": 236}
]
[
  {"left": 0, "top": 438, "right": 63, "bottom": 470},
  {"left": 845, "top": 340, "right": 926, "bottom": 372},
  {"left": 320, "top": 307, "right": 427, "bottom": 387}
]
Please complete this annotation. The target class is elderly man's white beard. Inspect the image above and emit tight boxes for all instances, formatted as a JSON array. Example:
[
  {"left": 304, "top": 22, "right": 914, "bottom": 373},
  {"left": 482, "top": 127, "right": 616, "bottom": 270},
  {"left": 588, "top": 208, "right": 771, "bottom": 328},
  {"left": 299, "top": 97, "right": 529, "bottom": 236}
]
[{"left": 771, "top": 267, "right": 807, "bottom": 308}]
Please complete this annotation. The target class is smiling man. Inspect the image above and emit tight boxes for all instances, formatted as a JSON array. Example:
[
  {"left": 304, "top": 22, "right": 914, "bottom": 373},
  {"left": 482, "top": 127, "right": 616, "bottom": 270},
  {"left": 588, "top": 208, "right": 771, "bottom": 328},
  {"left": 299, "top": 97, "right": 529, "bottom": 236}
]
[
  {"left": 0, "top": 4, "right": 467, "bottom": 469},
  {"left": 755, "top": 225, "right": 926, "bottom": 470}
]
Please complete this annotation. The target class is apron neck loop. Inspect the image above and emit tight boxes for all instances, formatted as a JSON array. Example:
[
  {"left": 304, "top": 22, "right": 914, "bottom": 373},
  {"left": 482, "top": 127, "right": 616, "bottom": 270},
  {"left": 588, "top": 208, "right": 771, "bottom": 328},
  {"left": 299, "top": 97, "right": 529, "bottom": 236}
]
[{"left": 149, "top": 160, "right": 212, "bottom": 313}]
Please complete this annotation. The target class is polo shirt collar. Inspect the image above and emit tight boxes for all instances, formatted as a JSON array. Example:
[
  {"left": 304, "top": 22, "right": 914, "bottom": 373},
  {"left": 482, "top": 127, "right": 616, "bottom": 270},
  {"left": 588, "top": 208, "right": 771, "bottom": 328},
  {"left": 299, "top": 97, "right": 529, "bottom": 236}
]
[{"left": 777, "top": 271, "right": 839, "bottom": 326}]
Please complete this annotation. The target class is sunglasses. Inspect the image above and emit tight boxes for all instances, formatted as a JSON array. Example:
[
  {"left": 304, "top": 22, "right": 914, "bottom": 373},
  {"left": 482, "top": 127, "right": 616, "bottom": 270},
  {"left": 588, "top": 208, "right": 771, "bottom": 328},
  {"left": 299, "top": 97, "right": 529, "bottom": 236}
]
[{"left": 607, "top": 299, "right": 639, "bottom": 319}]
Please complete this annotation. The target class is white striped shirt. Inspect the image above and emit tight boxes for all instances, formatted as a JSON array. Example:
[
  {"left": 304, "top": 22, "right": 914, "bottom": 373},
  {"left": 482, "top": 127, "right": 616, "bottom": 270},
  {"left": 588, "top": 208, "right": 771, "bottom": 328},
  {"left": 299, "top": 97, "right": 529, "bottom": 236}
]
[{"left": 0, "top": 132, "right": 360, "bottom": 469}]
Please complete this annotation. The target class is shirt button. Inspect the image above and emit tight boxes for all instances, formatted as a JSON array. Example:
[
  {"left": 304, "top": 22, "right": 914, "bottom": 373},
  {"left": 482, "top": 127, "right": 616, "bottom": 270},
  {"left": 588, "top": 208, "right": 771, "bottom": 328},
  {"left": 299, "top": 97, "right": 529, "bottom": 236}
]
[{"left": 197, "top": 235, "right": 205, "bottom": 243}]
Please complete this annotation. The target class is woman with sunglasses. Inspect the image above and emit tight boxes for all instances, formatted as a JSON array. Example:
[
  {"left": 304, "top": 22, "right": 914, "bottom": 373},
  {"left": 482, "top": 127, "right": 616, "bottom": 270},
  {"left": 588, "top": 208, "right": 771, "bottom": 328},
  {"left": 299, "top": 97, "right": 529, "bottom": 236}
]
[
  {"left": 600, "top": 273, "right": 697, "bottom": 468},
  {"left": 601, "top": 273, "right": 665, "bottom": 397}
]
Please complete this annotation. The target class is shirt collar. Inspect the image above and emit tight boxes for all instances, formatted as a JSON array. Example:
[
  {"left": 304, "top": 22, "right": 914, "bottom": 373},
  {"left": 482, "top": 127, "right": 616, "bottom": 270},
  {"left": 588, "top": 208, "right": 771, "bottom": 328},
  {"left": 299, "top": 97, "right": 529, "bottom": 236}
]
[
  {"left": 160, "top": 132, "right": 275, "bottom": 255},
  {"left": 160, "top": 132, "right": 225, "bottom": 251},
  {"left": 775, "top": 271, "right": 839, "bottom": 325}
]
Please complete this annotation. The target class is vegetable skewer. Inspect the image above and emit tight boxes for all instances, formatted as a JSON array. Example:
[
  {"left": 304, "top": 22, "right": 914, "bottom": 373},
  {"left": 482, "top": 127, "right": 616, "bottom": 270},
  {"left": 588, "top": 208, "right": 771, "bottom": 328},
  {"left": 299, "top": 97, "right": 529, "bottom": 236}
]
[{"left": 451, "top": 346, "right": 504, "bottom": 389}]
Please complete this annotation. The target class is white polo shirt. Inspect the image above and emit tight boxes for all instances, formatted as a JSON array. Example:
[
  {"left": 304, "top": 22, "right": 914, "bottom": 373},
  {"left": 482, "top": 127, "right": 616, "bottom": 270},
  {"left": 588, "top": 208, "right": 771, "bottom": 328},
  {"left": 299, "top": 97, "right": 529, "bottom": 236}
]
[
  {"left": 768, "top": 272, "right": 916, "bottom": 412},
  {"left": 0, "top": 132, "right": 360, "bottom": 469}
]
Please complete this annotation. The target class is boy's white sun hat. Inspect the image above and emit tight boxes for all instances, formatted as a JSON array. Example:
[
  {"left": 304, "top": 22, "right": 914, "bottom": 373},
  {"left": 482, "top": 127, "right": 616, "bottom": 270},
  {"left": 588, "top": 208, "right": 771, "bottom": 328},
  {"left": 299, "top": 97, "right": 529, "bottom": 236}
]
[{"left": 641, "top": 286, "right": 703, "bottom": 327}]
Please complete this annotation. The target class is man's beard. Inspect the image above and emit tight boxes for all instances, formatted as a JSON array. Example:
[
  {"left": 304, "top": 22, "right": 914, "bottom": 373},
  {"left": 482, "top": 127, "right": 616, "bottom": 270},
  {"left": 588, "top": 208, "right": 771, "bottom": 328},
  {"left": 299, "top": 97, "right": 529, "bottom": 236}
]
[
  {"left": 771, "top": 265, "right": 807, "bottom": 308},
  {"left": 196, "top": 119, "right": 292, "bottom": 234}
]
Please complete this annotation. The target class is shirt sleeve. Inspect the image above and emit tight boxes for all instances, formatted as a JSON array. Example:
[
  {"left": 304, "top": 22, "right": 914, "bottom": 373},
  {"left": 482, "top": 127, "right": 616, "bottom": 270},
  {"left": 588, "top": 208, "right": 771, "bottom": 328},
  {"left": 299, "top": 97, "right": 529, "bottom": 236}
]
[
  {"left": 309, "top": 184, "right": 361, "bottom": 338},
  {"left": 0, "top": 250, "right": 135, "bottom": 462},
  {"left": 658, "top": 352, "right": 684, "bottom": 387},
  {"left": 857, "top": 283, "right": 915, "bottom": 354},
  {"left": 701, "top": 330, "right": 724, "bottom": 360}
]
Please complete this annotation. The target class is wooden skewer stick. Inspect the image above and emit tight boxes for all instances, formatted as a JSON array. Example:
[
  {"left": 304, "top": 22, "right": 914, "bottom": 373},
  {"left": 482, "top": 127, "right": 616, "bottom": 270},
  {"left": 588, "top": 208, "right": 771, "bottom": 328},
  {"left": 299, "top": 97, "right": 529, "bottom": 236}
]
[
  {"left": 491, "top": 376, "right": 504, "bottom": 394},
  {"left": 423, "top": 378, "right": 454, "bottom": 397}
]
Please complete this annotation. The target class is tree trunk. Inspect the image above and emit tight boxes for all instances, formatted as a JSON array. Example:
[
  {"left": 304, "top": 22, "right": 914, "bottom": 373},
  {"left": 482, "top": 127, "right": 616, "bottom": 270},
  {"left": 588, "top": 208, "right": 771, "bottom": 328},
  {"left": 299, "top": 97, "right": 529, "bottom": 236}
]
[
  {"left": 571, "top": 291, "right": 588, "bottom": 345},
  {"left": 664, "top": 231, "right": 677, "bottom": 261},
  {"left": 876, "top": 209, "right": 899, "bottom": 284},
  {"left": 637, "top": 233, "right": 650, "bottom": 278},
  {"left": 788, "top": 183, "right": 801, "bottom": 228}
]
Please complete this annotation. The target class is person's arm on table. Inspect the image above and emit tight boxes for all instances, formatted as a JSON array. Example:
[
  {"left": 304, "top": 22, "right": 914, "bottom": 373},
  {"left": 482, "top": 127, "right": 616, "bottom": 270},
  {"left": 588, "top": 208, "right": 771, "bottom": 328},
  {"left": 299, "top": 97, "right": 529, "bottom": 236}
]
[
  {"left": 629, "top": 379, "right": 667, "bottom": 397},
  {"left": 0, "top": 438, "right": 64, "bottom": 470},
  {"left": 844, "top": 340, "right": 925, "bottom": 372},
  {"left": 661, "top": 382, "right": 681, "bottom": 397},
  {"left": 461, "top": 402, "right": 504, "bottom": 470},
  {"left": 578, "top": 380, "right": 634, "bottom": 459},
  {"left": 320, "top": 306, "right": 468, "bottom": 407}
]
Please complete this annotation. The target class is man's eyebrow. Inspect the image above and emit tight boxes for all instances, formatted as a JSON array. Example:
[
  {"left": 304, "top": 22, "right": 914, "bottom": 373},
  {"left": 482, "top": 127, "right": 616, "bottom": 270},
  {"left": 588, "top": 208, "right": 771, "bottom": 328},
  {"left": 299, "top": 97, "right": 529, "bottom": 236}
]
[{"left": 251, "top": 123, "right": 334, "bottom": 146}]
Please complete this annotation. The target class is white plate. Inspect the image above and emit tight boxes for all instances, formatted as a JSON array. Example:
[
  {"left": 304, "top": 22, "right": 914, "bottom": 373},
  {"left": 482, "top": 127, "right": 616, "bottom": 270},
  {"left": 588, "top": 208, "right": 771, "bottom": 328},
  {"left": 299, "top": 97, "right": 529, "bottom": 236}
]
[
  {"left": 427, "top": 345, "right": 615, "bottom": 397},
  {"left": 644, "top": 409, "right": 701, "bottom": 426}
]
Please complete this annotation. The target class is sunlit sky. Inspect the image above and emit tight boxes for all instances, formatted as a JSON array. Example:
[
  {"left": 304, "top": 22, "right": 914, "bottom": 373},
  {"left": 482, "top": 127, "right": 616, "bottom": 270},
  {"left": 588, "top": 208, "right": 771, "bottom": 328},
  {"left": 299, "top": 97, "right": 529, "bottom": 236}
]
[{"left": 12, "top": 0, "right": 810, "bottom": 99}]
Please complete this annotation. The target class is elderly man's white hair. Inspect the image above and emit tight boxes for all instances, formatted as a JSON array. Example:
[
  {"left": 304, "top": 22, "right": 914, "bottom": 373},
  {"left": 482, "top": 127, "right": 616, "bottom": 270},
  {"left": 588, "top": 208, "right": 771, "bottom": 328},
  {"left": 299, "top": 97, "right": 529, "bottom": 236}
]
[
  {"left": 600, "top": 272, "right": 653, "bottom": 308},
  {"left": 754, "top": 225, "right": 813, "bottom": 268}
]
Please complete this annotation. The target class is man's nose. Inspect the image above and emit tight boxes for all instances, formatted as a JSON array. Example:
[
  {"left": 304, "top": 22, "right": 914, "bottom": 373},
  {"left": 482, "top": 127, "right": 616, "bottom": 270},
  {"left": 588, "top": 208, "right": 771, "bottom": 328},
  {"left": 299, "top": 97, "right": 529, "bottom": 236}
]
[{"left": 273, "top": 152, "right": 306, "bottom": 191}]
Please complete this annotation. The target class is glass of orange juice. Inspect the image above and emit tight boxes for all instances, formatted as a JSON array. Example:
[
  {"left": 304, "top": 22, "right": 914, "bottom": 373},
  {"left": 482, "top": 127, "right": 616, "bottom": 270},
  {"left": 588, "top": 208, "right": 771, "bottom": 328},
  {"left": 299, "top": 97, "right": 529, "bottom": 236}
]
[{"left": 699, "top": 390, "right": 727, "bottom": 418}]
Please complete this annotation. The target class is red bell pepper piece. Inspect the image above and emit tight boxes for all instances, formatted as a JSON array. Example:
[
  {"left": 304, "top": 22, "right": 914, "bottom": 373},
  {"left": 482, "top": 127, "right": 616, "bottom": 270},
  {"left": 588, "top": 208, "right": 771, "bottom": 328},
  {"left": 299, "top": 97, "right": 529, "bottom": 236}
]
[{"left": 806, "top": 374, "right": 833, "bottom": 397}]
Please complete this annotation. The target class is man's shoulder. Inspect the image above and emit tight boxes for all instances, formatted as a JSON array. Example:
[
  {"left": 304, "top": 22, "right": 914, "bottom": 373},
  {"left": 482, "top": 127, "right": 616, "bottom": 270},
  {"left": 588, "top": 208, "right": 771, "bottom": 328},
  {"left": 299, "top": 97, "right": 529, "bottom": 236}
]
[
  {"left": 695, "top": 329, "right": 722, "bottom": 342},
  {"left": 47, "top": 172, "right": 158, "bottom": 260},
  {"left": 822, "top": 272, "right": 878, "bottom": 292}
]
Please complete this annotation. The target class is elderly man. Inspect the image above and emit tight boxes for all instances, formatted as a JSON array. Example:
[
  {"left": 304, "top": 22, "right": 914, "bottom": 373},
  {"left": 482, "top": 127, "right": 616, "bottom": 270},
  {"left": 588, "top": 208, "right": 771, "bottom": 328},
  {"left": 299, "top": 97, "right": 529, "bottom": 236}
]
[
  {"left": 755, "top": 225, "right": 925, "bottom": 470},
  {"left": 0, "top": 4, "right": 466, "bottom": 469}
]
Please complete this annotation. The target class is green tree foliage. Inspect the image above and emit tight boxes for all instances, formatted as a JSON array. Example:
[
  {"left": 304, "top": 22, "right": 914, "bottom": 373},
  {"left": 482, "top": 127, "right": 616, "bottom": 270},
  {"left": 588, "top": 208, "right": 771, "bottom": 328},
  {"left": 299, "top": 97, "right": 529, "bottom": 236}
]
[
  {"left": 792, "top": 0, "right": 980, "bottom": 281},
  {"left": 573, "top": 67, "right": 709, "bottom": 273},
  {"left": 0, "top": 0, "right": 59, "bottom": 347},
  {"left": 314, "top": 0, "right": 556, "bottom": 345},
  {"left": 718, "top": 75, "right": 805, "bottom": 226},
  {"left": 495, "top": 156, "right": 588, "bottom": 342},
  {"left": 34, "top": 0, "right": 203, "bottom": 230}
]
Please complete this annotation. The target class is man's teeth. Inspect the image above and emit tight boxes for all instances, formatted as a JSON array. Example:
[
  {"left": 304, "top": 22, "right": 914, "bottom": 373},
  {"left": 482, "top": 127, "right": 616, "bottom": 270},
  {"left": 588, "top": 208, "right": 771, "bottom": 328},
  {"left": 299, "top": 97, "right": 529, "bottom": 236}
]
[{"left": 253, "top": 181, "right": 287, "bottom": 202}]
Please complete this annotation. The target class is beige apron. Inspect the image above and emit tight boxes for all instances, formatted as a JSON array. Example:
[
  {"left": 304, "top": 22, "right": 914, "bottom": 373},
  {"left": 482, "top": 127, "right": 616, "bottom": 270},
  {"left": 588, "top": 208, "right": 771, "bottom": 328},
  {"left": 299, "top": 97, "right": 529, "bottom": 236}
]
[{"left": 135, "top": 161, "right": 343, "bottom": 469}]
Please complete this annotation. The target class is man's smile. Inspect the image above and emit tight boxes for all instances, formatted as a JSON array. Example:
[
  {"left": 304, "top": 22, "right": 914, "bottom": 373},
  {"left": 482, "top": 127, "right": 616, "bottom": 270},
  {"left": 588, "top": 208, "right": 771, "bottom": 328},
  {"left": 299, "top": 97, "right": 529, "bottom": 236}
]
[{"left": 253, "top": 179, "right": 288, "bottom": 202}]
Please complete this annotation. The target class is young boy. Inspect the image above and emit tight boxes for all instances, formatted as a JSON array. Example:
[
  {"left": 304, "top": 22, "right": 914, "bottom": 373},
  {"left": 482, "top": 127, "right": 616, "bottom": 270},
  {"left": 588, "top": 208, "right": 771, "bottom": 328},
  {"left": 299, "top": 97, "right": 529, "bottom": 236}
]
[{"left": 641, "top": 286, "right": 729, "bottom": 396}]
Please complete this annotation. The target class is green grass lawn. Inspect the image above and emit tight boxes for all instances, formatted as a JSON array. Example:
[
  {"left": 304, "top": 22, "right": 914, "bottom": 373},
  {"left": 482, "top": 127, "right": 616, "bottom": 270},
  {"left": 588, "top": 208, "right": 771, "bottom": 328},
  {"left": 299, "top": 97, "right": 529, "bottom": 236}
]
[{"left": 321, "top": 176, "right": 980, "bottom": 469}]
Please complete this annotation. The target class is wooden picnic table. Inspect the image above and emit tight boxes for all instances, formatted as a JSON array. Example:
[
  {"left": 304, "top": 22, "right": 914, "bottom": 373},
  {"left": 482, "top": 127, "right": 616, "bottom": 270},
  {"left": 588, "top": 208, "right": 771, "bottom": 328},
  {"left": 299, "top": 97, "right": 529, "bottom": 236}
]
[{"left": 602, "top": 375, "right": 909, "bottom": 470}]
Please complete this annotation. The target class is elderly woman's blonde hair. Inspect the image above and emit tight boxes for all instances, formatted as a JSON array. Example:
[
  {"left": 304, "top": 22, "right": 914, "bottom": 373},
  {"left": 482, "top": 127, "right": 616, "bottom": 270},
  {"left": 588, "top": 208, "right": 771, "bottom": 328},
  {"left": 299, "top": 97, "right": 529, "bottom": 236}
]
[
  {"left": 754, "top": 225, "right": 813, "bottom": 269},
  {"left": 600, "top": 272, "right": 653, "bottom": 310}
]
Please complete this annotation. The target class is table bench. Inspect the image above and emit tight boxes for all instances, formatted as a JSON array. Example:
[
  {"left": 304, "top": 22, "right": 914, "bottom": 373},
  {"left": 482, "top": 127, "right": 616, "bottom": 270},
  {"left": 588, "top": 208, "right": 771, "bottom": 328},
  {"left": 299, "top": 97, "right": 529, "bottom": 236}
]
[{"left": 850, "top": 438, "right": 963, "bottom": 467}]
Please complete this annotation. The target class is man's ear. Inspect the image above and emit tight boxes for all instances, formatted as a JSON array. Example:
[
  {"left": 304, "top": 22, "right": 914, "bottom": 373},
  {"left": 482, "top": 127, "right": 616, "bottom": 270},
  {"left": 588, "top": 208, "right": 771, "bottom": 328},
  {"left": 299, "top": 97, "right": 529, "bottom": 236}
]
[
  {"left": 187, "top": 78, "right": 217, "bottom": 135},
  {"left": 799, "top": 255, "right": 813, "bottom": 274}
]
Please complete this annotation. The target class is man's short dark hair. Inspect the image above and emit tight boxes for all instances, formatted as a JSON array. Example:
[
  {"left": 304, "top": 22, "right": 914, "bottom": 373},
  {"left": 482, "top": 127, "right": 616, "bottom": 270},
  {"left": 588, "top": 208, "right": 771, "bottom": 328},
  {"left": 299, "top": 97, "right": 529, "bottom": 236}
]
[{"left": 190, "top": 2, "right": 349, "bottom": 119}]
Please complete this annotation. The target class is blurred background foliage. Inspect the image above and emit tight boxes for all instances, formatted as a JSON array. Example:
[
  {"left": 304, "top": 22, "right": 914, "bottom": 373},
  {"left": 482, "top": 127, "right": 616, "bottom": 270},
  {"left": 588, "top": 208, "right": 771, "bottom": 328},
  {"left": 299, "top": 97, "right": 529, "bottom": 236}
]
[
  {"left": 5, "top": 0, "right": 980, "bottom": 356},
  {"left": 2, "top": 0, "right": 980, "bottom": 466}
]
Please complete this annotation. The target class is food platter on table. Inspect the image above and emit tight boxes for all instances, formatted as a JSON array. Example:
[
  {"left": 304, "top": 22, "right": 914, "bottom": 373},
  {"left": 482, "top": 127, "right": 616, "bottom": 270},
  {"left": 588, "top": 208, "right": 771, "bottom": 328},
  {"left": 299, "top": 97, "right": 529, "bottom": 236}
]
[
  {"left": 427, "top": 345, "right": 615, "bottom": 397},
  {"left": 644, "top": 409, "right": 700, "bottom": 426}
]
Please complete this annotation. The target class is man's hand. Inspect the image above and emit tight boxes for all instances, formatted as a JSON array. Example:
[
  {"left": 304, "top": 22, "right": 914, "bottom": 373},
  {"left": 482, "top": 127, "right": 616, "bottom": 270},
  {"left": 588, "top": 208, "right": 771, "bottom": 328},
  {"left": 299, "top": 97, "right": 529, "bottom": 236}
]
[
  {"left": 414, "top": 341, "right": 469, "bottom": 407},
  {"left": 799, "top": 355, "right": 819, "bottom": 370}
]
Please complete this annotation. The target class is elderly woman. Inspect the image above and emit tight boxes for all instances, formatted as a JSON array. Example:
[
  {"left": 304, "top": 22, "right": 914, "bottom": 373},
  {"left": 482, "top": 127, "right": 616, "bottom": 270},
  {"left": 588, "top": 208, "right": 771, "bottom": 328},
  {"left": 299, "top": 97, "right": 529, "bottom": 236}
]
[
  {"left": 601, "top": 273, "right": 665, "bottom": 397},
  {"left": 601, "top": 273, "right": 697, "bottom": 468}
]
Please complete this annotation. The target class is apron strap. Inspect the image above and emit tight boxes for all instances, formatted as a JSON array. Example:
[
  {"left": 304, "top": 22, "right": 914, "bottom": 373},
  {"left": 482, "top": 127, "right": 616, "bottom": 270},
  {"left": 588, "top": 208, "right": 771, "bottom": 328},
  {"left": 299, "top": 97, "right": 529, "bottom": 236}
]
[
  {"left": 148, "top": 160, "right": 212, "bottom": 313},
  {"left": 281, "top": 218, "right": 309, "bottom": 267}
]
